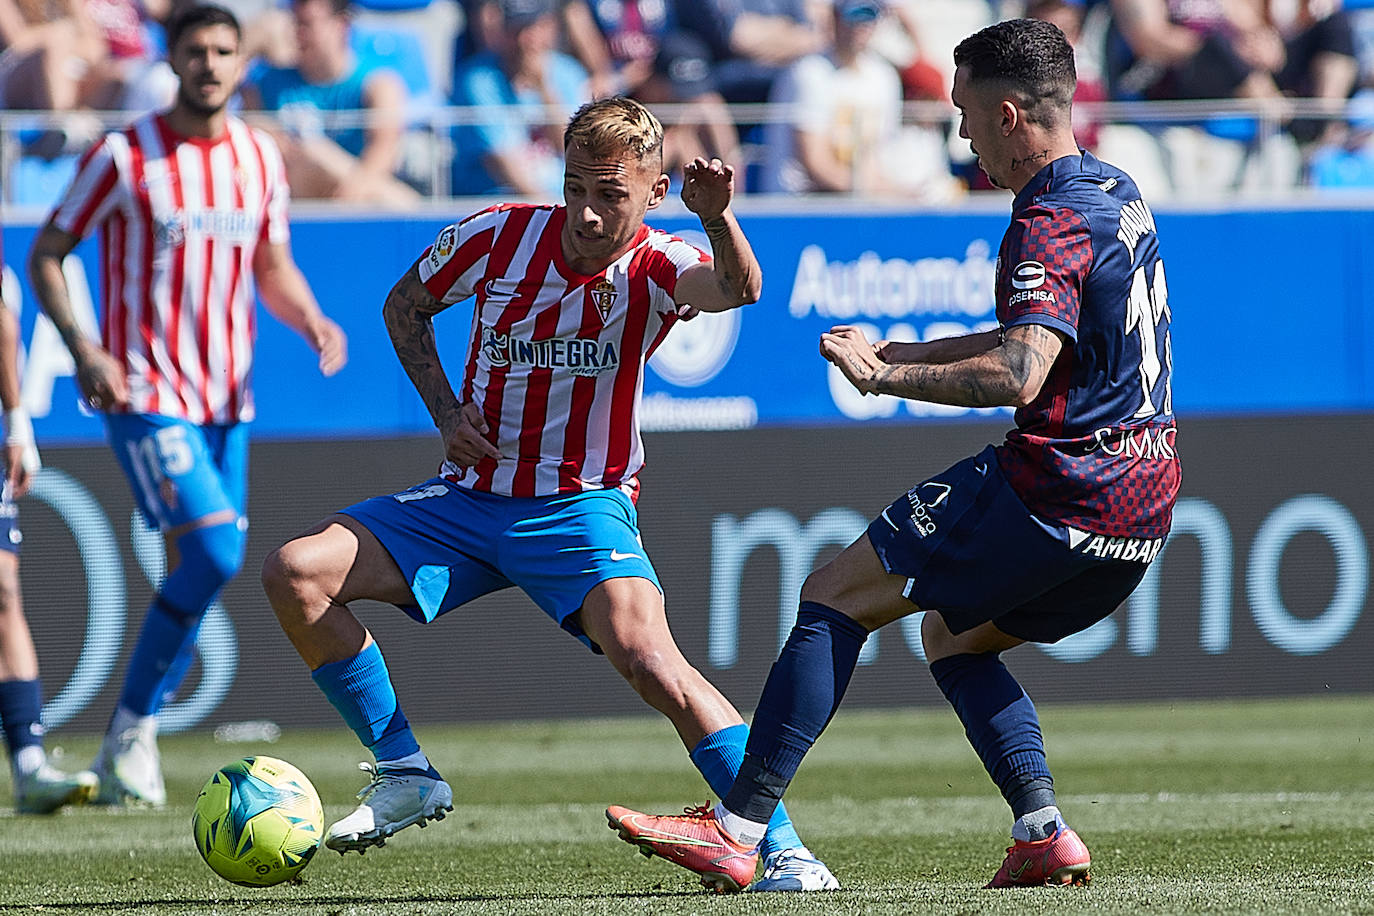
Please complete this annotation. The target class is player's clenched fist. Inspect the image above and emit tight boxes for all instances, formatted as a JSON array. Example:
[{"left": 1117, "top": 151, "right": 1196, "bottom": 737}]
[{"left": 680, "top": 157, "right": 735, "bottom": 220}]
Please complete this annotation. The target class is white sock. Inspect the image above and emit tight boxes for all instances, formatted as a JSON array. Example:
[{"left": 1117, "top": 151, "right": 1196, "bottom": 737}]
[
  {"left": 714, "top": 802, "right": 767, "bottom": 849},
  {"left": 1012, "top": 805, "right": 1063, "bottom": 842},
  {"left": 376, "top": 749, "right": 432, "bottom": 773},
  {"left": 109, "top": 705, "right": 157, "bottom": 738},
  {"left": 13, "top": 745, "right": 45, "bottom": 777}
]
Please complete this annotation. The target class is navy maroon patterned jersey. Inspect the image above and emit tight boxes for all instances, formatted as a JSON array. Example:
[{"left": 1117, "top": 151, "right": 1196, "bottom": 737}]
[{"left": 992, "top": 151, "right": 1179, "bottom": 538}]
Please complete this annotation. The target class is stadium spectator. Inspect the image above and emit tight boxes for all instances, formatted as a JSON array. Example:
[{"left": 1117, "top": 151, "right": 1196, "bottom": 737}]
[
  {"left": 675, "top": 0, "right": 821, "bottom": 105},
  {"left": 243, "top": 0, "right": 419, "bottom": 206},
  {"left": 1264, "top": 0, "right": 1360, "bottom": 143},
  {"left": 1027, "top": 0, "right": 1106, "bottom": 151},
  {"left": 609, "top": 18, "right": 1179, "bottom": 893},
  {"left": 869, "top": 0, "right": 995, "bottom": 98},
  {"left": 0, "top": 231, "right": 98, "bottom": 816},
  {"left": 1107, "top": 0, "right": 1355, "bottom": 118},
  {"left": 638, "top": 34, "right": 742, "bottom": 183},
  {"left": 1308, "top": 85, "right": 1374, "bottom": 185},
  {"left": 0, "top": 0, "right": 166, "bottom": 120},
  {"left": 559, "top": 1, "right": 741, "bottom": 176},
  {"left": 262, "top": 95, "right": 839, "bottom": 894},
  {"left": 450, "top": 0, "right": 589, "bottom": 197},
  {"left": 761, "top": 0, "right": 959, "bottom": 200},
  {"left": 27, "top": 3, "right": 347, "bottom": 809}
]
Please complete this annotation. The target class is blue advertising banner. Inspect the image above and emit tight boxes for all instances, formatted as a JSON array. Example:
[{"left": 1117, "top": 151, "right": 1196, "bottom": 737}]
[{"left": 4, "top": 203, "right": 1372, "bottom": 444}]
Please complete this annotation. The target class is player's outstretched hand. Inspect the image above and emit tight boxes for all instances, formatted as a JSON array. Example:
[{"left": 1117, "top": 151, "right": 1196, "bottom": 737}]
[
  {"left": 441, "top": 400, "right": 501, "bottom": 469},
  {"left": 74, "top": 342, "right": 131, "bottom": 412},
  {"left": 681, "top": 157, "right": 734, "bottom": 220},
  {"left": 311, "top": 317, "right": 348, "bottom": 377},
  {"left": 820, "top": 325, "right": 886, "bottom": 395}
]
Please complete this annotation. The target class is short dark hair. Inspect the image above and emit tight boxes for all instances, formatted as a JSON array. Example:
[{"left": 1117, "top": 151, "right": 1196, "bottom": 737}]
[
  {"left": 292, "top": 0, "right": 354, "bottom": 17},
  {"left": 953, "top": 18, "right": 1076, "bottom": 128},
  {"left": 166, "top": 3, "right": 242, "bottom": 52}
]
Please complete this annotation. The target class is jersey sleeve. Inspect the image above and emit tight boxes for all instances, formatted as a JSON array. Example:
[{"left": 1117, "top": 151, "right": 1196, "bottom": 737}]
[
  {"left": 999, "top": 205, "right": 1092, "bottom": 342},
  {"left": 646, "top": 233, "right": 710, "bottom": 317},
  {"left": 257, "top": 131, "right": 292, "bottom": 246},
  {"left": 48, "top": 136, "right": 123, "bottom": 239},
  {"left": 416, "top": 207, "right": 501, "bottom": 304}
]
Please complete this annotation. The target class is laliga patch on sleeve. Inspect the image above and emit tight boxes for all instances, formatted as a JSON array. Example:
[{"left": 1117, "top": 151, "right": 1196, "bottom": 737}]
[
  {"left": 1011, "top": 260, "right": 1046, "bottom": 289},
  {"left": 428, "top": 225, "right": 458, "bottom": 269}
]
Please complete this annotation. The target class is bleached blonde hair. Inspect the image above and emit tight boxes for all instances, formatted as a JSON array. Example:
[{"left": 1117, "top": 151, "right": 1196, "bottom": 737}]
[{"left": 563, "top": 97, "right": 664, "bottom": 164}]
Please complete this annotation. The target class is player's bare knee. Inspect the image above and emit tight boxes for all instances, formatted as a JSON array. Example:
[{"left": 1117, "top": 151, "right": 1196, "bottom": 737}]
[
  {"left": 616, "top": 643, "right": 689, "bottom": 701},
  {"left": 262, "top": 541, "right": 325, "bottom": 622},
  {"left": 798, "top": 562, "right": 842, "bottom": 607},
  {"left": 920, "top": 611, "right": 960, "bottom": 661}
]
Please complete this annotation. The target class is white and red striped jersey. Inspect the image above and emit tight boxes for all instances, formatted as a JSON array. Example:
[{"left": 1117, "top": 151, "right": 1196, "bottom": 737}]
[
  {"left": 47, "top": 112, "right": 290, "bottom": 424},
  {"left": 417, "top": 203, "right": 709, "bottom": 498}
]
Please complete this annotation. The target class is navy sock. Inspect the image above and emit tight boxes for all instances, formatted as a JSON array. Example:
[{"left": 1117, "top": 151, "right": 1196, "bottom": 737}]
[
  {"left": 312, "top": 642, "right": 420, "bottom": 762},
  {"left": 689, "top": 724, "right": 803, "bottom": 858},
  {"left": 0, "top": 678, "right": 44, "bottom": 758},
  {"left": 929, "top": 652, "right": 1054, "bottom": 818},
  {"left": 119, "top": 598, "right": 201, "bottom": 716},
  {"left": 723, "top": 602, "right": 868, "bottom": 824}
]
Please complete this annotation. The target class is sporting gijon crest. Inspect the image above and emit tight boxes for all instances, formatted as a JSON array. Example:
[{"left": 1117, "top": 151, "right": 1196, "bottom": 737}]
[{"left": 590, "top": 278, "right": 618, "bottom": 321}]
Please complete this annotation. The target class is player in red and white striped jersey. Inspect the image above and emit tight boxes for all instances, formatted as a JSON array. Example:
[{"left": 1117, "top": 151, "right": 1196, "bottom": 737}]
[
  {"left": 263, "top": 97, "right": 839, "bottom": 890},
  {"left": 27, "top": 4, "right": 347, "bottom": 809},
  {"left": 415, "top": 200, "right": 706, "bottom": 498}
]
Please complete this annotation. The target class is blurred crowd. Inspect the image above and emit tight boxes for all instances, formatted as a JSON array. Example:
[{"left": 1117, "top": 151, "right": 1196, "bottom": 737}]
[{"left": 4, "top": 0, "right": 1374, "bottom": 205}]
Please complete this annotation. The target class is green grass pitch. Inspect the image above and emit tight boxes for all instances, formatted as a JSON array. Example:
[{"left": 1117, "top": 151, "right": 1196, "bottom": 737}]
[{"left": 2, "top": 695, "right": 1372, "bottom": 914}]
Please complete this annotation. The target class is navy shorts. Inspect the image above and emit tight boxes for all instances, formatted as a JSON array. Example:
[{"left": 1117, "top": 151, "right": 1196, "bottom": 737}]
[
  {"left": 866, "top": 445, "right": 1161, "bottom": 644},
  {"left": 341, "top": 480, "right": 661, "bottom": 653}
]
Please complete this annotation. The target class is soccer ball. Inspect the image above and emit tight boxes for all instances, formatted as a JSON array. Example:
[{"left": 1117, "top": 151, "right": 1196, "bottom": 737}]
[{"left": 191, "top": 756, "right": 325, "bottom": 887}]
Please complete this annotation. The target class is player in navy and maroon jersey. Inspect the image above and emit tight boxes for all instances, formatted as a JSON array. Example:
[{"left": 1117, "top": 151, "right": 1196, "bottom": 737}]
[{"left": 608, "top": 18, "right": 1178, "bottom": 892}]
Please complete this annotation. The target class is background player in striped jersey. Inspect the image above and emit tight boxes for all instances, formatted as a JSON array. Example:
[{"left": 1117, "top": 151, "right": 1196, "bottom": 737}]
[
  {"left": 0, "top": 234, "right": 99, "bottom": 814},
  {"left": 609, "top": 18, "right": 1179, "bottom": 891},
  {"left": 262, "top": 97, "right": 838, "bottom": 891},
  {"left": 27, "top": 3, "right": 347, "bottom": 808}
]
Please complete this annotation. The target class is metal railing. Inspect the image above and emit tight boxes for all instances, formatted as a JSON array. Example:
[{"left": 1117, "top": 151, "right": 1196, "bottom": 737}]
[{"left": 3, "top": 97, "right": 1372, "bottom": 207}]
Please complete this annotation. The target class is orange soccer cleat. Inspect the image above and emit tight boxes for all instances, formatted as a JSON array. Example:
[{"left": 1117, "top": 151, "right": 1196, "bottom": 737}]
[
  {"left": 606, "top": 802, "right": 759, "bottom": 893},
  {"left": 985, "top": 824, "right": 1092, "bottom": 888}
]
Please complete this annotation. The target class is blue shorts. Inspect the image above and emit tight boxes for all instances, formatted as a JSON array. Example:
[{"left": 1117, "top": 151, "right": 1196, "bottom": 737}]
[
  {"left": 340, "top": 480, "right": 661, "bottom": 653},
  {"left": 106, "top": 414, "right": 249, "bottom": 531},
  {"left": 866, "top": 446, "right": 1160, "bottom": 644}
]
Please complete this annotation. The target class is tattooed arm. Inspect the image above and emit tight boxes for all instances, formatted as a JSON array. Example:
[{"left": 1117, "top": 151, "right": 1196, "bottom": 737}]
[
  {"left": 673, "top": 157, "right": 761, "bottom": 312},
  {"left": 383, "top": 261, "right": 499, "bottom": 467},
  {"left": 877, "top": 329, "right": 1002, "bottom": 365},
  {"left": 821, "top": 323, "right": 1066, "bottom": 408}
]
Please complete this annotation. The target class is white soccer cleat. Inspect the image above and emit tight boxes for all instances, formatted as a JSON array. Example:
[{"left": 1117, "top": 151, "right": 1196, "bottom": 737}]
[
  {"left": 14, "top": 763, "right": 99, "bottom": 815},
  {"left": 750, "top": 846, "right": 841, "bottom": 892},
  {"left": 325, "top": 761, "right": 453, "bottom": 854},
  {"left": 90, "top": 720, "right": 166, "bottom": 807}
]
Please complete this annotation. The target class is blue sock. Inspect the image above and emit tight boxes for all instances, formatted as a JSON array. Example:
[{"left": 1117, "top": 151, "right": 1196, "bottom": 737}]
[
  {"left": 119, "top": 598, "right": 201, "bottom": 716},
  {"left": 120, "top": 522, "right": 243, "bottom": 716},
  {"left": 723, "top": 602, "right": 868, "bottom": 824},
  {"left": 158, "top": 631, "right": 204, "bottom": 710},
  {"left": 689, "top": 724, "right": 803, "bottom": 858},
  {"left": 311, "top": 642, "right": 421, "bottom": 764},
  {"left": 0, "top": 679, "right": 44, "bottom": 758},
  {"left": 929, "top": 652, "right": 1055, "bottom": 818}
]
